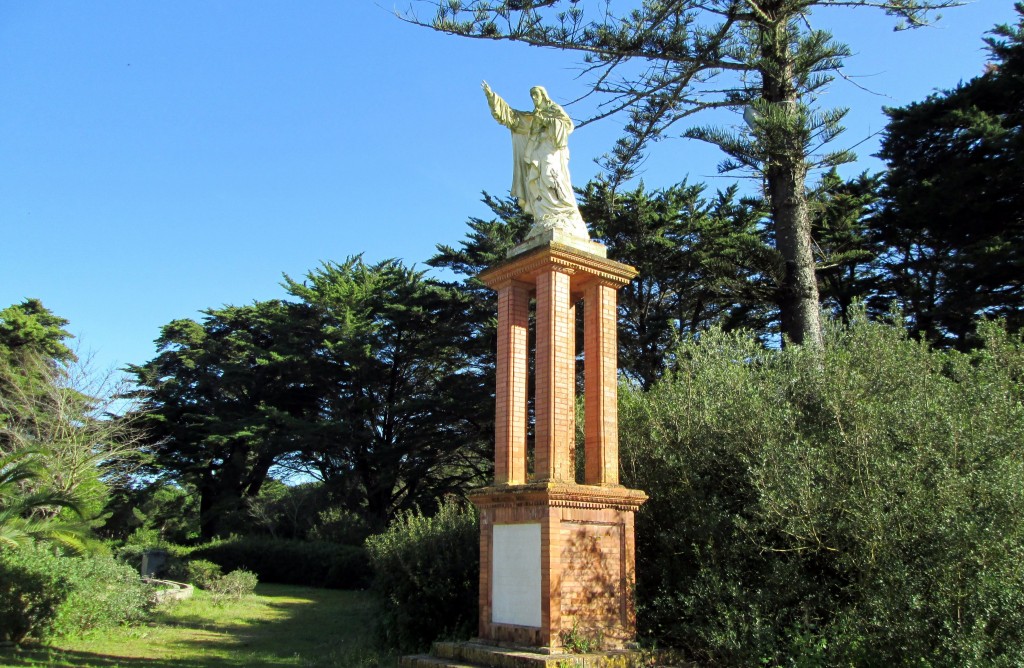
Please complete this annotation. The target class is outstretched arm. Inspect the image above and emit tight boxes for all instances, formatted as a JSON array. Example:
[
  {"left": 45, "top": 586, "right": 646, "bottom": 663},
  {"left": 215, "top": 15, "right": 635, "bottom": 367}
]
[{"left": 482, "top": 81, "right": 521, "bottom": 130}]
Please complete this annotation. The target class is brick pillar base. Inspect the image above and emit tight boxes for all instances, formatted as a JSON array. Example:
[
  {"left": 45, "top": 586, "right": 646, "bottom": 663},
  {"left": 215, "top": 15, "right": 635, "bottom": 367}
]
[{"left": 471, "top": 483, "right": 646, "bottom": 651}]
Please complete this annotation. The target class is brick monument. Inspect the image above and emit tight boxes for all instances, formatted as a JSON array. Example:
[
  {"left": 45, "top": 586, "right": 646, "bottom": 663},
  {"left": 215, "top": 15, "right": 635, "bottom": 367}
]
[
  {"left": 470, "top": 231, "right": 647, "bottom": 652},
  {"left": 400, "top": 84, "right": 647, "bottom": 667}
]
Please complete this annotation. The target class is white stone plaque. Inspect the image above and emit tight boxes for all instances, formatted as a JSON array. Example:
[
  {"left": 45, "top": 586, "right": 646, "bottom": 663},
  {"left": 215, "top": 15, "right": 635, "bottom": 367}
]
[{"left": 492, "top": 523, "right": 542, "bottom": 627}]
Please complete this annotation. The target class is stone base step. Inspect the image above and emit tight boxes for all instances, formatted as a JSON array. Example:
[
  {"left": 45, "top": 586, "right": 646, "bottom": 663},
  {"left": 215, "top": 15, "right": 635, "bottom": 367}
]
[
  {"left": 399, "top": 655, "right": 481, "bottom": 668},
  {"left": 408, "top": 641, "right": 649, "bottom": 668}
]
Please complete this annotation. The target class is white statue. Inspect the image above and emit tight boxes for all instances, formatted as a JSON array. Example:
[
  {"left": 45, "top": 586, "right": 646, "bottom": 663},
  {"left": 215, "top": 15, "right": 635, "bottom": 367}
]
[{"left": 482, "top": 82, "right": 589, "bottom": 241}]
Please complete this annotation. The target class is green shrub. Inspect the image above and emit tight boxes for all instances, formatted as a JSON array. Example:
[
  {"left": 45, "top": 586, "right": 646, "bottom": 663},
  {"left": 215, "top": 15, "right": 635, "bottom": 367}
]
[
  {"left": 309, "top": 506, "right": 372, "bottom": 545},
  {"left": 0, "top": 545, "right": 70, "bottom": 644},
  {"left": 621, "top": 314, "right": 1024, "bottom": 666},
  {"left": 207, "top": 569, "right": 258, "bottom": 603},
  {"left": 0, "top": 544, "right": 151, "bottom": 643},
  {"left": 52, "top": 552, "right": 151, "bottom": 636},
  {"left": 364, "top": 498, "right": 478, "bottom": 652},
  {"left": 165, "top": 558, "right": 222, "bottom": 589},
  {"left": 189, "top": 536, "right": 371, "bottom": 589}
]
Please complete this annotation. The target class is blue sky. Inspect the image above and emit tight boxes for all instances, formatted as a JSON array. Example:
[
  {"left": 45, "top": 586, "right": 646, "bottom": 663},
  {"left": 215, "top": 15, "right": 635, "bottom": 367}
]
[{"left": 0, "top": 1, "right": 1016, "bottom": 376}]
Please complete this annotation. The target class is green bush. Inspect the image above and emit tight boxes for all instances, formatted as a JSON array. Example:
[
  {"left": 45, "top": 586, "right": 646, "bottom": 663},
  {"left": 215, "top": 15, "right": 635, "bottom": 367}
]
[
  {"left": 52, "top": 551, "right": 151, "bottom": 636},
  {"left": 309, "top": 506, "right": 372, "bottom": 545},
  {"left": 621, "top": 314, "right": 1024, "bottom": 666},
  {"left": 189, "top": 536, "right": 371, "bottom": 589},
  {"left": 207, "top": 569, "right": 259, "bottom": 603},
  {"left": 364, "top": 498, "right": 478, "bottom": 652},
  {"left": 0, "top": 545, "right": 70, "bottom": 644},
  {"left": 0, "top": 544, "right": 151, "bottom": 643},
  {"left": 165, "top": 558, "right": 222, "bottom": 589}
]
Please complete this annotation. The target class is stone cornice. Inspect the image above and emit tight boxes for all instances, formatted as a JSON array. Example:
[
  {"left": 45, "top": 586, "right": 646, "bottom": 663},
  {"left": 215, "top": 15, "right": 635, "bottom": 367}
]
[
  {"left": 469, "top": 482, "right": 648, "bottom": 512},
  {"left": 479, "top": 242, "right": 638, "bottom": 292}
]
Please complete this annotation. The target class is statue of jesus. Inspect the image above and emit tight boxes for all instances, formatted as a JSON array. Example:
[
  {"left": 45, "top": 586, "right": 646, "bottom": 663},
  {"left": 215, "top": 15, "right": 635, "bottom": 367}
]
[{"left": 482, "top": 82, "right": 590, "bottom": 241}]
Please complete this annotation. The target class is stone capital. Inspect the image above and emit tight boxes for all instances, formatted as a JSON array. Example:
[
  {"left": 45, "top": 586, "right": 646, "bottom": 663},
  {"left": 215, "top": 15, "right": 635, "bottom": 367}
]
[
  {"left": 491, "top": 278, "right": 534, "bottom": 293},
  {"left": 479, "top": 241, "right": 637, "bottom": 293}
]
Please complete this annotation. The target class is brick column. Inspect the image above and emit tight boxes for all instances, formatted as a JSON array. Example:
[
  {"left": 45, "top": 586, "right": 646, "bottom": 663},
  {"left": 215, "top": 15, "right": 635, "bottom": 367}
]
[
  {"left": 584, "top": 281, "right": 619, "bottom": 485},
  {"left": 535, "top": 267, "right": 574, "bottom": 482},
  {"left": 494, "top": 280, "right": 530, "bottom": 485},
  {"left": 541, "top": 505, "right": 562, "bottom": 647},
  {"left": 566, "top": 298, "right": 577, "bottom": 482}
]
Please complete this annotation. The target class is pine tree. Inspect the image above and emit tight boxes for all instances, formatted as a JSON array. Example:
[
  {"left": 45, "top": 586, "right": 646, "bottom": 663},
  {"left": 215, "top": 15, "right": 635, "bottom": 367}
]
[
  {"left": 877, "top": 4, "right": 1024, "bottom": 347},
  {"left": 404, "top": 0, "right": 960, "bottom": 346}
]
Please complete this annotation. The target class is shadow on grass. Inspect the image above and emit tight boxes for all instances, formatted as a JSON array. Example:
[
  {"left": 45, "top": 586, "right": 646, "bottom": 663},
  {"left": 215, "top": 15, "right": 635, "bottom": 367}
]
[
  {"left": 0, "top": 646, "right": 234, "bottom": 667},
  {"left": 0, "top": 586, "right": 395, "bottom": 668}
]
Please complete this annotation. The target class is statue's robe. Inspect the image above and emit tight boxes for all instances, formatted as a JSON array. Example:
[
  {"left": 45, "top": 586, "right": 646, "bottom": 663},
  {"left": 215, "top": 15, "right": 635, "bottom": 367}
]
[{"left": 489, "top": 93, "right": 587, "bottom": 237}]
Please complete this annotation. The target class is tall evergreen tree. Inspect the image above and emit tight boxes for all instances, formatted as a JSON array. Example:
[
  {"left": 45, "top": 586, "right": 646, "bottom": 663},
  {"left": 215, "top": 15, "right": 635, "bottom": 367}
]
[
  {"left": 404, "top": 0, "right": 958, "bottom": 347},
  {"left": 131, "top": 258, "right": 491, "bottom": 537},
  {"left": 128, "top": 300, "right": 299, "bottom": 540},
  {"left": 1, "top": 300, "right": 142, "bottom": 545},
  {"left": 0, "top": 300, "right": 76, "bottom": 450},
  {"left": 809, "top": 168, "right": 885, "bottom": 323},
  {"left": 580, "top": 180, "right": 776, "bottom": 386},
  {"left": 283, "top": 258, "right": 490, "bottom": 531},
  {"left": 877, "top": 4, "right": 1024, "bottom": 347}
]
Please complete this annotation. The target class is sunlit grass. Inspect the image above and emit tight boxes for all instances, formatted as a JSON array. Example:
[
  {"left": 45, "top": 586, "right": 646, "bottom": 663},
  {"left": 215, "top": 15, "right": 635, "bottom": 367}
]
[{"left": 0, "top": 584, "right": 399, "bottom": 667}]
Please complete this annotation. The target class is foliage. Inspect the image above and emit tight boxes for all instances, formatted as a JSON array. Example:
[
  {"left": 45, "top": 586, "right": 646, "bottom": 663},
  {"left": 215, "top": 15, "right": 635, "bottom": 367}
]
[
  {"left": 130, "top": 257, "right": 490, "bottom": 538},
  {"left": 581, "top": 180, "right": 777, "bottom": 385},
  {"left": 406, "top": 0, "right": 959, "bottom": 347},
  {"left": 0, "top": 449, "right": 91, "bottom": 555},
  {"left": 559, "top": 620, "right": 603, "bottom": 654},
  {"left": 809, "top": 168, "right": 886, "bottom": 323},
  {"left": 0, "top": 354, "right": 144, "bottom": 522},
  {"left": 365, "top": 498, "right": 479, "bottom": 652},
  {"left": 243, "top": 479, "right": 336, "bottom": 540},
  {"left": 1, "top": 300, "right": 143, "bottom": 549},
  {"left": 206, "top": 568, "right": 259, "bottom": 603},
  {"left": 102, "top": 480, "right": 200, "bottom": 544},
  {"left": 620, "top": 313, "right": 1024, "bottom": 665},
  {"left": 189, "top": 536, "right": 372, "bottom": 590},
  {"left": 0, "top": 544, "right": 151, "bottom": 644},
  {"left": 0, "top": 301, "right": 74, "bottom": 466},
  {"left": 166, "top": 558, "right": 223, "bottom": 589},
  {"left": 0, "top": 544, "right": 70, "bottom": 644},
  {"left": 51, "top": 551, "right": 151, "bottom": 637},
  {"left": 0, "top": 299, "right": 75, "bottom": 366},
  {"left": 0, "top": 299, "right": 77, "bottom": 452},
  {"left": 126, "top": 299, "right": 300, "bottom": 540},
  {"left": 877, "top": 4, "right": 1024, "bottom": 348},
  {"left": 282, "top": 258, "right": 490, "bottom": 531},
  {"left": 308, "top": 504, "right": 373, "bottom": 545}
]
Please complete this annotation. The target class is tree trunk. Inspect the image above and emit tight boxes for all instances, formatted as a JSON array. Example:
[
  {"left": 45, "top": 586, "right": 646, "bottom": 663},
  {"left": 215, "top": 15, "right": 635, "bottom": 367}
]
[
  {"left": 198, "top": 483, "right": 220, "bottom": 542},
  {"left": 769, "top": 161, "right": 823, "bottom": 347},
  {"left": 197, "top": 445, "right": 250, "bottom": 541},
  {"left": 760, "top": 11, "right": 823, "bottom": 348}
]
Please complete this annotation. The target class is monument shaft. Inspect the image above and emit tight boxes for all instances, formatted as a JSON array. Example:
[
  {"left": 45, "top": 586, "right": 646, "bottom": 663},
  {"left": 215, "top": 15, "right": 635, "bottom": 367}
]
[{"left": 474, "top": 241, "right": 647, "bottom": 651}]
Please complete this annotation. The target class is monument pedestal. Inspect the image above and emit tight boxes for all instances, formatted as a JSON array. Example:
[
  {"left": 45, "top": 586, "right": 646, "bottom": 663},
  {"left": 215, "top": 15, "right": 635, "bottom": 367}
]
[{"left": 473, "top": 483, "right": 646, "bottom": 650}]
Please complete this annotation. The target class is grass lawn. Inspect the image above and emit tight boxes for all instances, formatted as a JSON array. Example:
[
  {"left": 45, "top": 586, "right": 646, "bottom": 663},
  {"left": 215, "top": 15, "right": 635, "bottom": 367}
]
[{"left": 0, "top": 584, "right": 399, "bottom": 667}]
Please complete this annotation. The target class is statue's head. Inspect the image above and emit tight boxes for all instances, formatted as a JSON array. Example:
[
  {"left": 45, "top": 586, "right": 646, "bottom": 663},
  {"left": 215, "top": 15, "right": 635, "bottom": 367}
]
[{"left": 530, "top": 86, "right": 552, "bottom": 108}]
